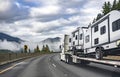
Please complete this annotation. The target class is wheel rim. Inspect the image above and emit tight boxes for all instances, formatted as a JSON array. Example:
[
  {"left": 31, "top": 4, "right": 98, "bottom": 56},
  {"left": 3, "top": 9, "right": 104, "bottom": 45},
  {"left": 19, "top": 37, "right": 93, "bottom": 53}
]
[
  {"left": 96, "top": 49, "right": 100, "bottom": 59},
  {"left": 95, "top": 48, "right": 103, "bottom": 60}
]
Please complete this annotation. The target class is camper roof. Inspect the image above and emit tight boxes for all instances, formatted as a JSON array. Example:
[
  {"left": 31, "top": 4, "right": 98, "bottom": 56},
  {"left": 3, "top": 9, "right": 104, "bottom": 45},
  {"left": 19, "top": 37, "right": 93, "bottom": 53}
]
[
  {"left": 91, "top": 10, "right": 120, "bottom": 27},
  {"left": 72, "top": 27, "right": 88, "bottom": 34}
]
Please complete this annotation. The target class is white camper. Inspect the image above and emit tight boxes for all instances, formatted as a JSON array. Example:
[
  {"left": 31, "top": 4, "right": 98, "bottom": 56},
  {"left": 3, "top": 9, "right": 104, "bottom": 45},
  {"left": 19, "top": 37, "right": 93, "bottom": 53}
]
[
  {"left": 60, "top": 10, "right": 120, "bottom": 67},
  {"left": 84, "top": 10, "right": 120, "bottom": 59},
  {"left": 68, "top": 27, "right": 88, "bottom": 55}
]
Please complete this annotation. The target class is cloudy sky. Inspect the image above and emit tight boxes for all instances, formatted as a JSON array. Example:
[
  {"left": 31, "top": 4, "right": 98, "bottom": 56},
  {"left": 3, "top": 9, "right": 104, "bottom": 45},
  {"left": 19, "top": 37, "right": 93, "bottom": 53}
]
[{"left": 0, "top": 0, "right": 114, "bottom": 42}]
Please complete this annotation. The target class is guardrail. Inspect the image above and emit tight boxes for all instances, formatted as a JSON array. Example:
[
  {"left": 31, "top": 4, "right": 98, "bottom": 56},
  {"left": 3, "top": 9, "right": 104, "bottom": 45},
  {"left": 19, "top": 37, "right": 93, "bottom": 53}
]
[{"left": 0, "top": 52, "right": 51, "bottom": 65}]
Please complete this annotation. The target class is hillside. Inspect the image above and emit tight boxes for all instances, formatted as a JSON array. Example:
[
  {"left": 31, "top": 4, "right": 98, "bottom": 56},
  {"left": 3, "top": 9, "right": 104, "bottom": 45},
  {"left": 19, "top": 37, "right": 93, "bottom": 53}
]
[
  {"left": 40, "top": 37, "right": 61, "bottom": 52},
  {"left": 41, "top": 37, "right": 61, "bottom": 43},
  {"left": 0, "top": 32, "right": 24, "bottom": 43}
]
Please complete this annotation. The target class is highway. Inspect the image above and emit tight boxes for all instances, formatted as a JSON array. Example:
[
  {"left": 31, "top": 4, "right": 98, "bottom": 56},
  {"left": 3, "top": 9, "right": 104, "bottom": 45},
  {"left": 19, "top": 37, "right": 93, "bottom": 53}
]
[{"left": 0, "top": 53, "right": 120, "bottom": 77}]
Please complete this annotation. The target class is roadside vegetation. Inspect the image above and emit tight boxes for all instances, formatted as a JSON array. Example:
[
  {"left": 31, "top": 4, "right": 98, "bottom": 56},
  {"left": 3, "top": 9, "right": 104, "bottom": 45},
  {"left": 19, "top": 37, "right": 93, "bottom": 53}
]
[
  {"left": 92, "top": 0, "right": 120, "bottom": 23},
  {"left": 0, "top": 44, "right": 53, "bottom": 64},
  {"left": 22, "top": 44, "right": 52, "bottom": 54}
]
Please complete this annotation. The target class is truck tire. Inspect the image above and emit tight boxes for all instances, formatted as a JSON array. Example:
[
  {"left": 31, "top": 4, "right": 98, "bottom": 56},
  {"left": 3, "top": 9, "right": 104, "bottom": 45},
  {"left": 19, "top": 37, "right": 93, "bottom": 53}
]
[
  {"left": 95, "top": 48, "right": 103, "bottom": 60},
  {"left": 65, "top": 54, "right": 73, "bottom": 64}
]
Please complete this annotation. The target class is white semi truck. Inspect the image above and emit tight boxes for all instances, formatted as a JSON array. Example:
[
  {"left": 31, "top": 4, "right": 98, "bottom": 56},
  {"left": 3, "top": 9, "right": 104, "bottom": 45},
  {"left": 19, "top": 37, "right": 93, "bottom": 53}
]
[{"left": 60, "top": 10, "right": 120, "bottom": 67}]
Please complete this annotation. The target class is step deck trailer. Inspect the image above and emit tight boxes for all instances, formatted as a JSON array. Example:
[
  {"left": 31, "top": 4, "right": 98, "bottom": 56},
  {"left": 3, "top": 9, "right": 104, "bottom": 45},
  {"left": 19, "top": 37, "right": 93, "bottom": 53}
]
[
  {"left": 60, "top": 10, "right": 120, "bottom": 68},
  {"left": 62, "top": 53, "right": 120, "bottom": 68}
]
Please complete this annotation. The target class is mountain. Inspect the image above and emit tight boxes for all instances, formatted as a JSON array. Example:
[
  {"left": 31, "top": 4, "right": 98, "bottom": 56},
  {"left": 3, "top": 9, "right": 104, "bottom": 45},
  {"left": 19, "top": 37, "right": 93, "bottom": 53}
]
[
  {"left": 0, "top": 32, "right": 24, "bottom": 43},
  {"left": 0, "top": 49, "right": 13, "bottom": 53},
  {"left": 41, "top": 37, "right": 61, "bottom": 43},
  {"left": 40, "top": 37, "right": 61, "bottom": 52}
]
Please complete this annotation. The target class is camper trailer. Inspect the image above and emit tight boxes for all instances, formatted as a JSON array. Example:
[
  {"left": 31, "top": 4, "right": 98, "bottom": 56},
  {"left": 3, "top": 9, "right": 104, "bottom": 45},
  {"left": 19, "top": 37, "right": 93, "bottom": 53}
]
[
  {"left": 68, "top": 27, "right": 88, "bottom": 55},
  {"left": 84, "top": 10, "right": 120, "bottom": 59},
  {"left": 60, "top": 10, "right": 120, "bottom": 67}
]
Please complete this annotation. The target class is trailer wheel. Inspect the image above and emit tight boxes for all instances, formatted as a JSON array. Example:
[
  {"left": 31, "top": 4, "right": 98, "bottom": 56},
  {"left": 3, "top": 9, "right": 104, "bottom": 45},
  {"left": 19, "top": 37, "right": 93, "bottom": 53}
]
[{"left": 95, "top": 48, "right": 103, "bottom": 60}]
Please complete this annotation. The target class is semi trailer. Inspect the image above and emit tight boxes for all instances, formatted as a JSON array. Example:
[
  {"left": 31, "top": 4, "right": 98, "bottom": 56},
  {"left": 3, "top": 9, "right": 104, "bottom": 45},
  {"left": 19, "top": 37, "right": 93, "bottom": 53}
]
[{"left": 60, "top": 10, "right": 120, "bottom": 67}]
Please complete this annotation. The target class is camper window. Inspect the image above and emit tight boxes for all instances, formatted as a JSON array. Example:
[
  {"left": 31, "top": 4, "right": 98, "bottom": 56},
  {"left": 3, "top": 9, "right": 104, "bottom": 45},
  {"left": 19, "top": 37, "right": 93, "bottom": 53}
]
[
  {"left": 73, "top": 41, "right": 75, "bottom": 45},
  {"left": 94, "top": 38, "right": 99, "bottom": 44},
  {"left": 100, "top": 26, "right": 106, "bottom": 35},
  {"left": 94, "top": 25, "right": 98, "bottom": 32},
  {"left": 80, "top": 34, "right": 83, "bottom": 40},
  {"left": 75, "top": 35, "right": 78, "bottom": 40},
  {"left": 112, "top": 19, "right": 120, "bottom": 32},
  {"left": 85, "top": 35, "right": 90, "bottom": 43},
  {"left": 69, "top": 38, "right": 71, "bottom": 43}
]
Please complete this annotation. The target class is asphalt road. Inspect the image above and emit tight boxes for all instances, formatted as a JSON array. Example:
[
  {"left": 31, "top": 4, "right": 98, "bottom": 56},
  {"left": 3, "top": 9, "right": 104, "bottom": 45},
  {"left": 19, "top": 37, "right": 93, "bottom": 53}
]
[{"left": 0, "top": 53, "right": 120, "bottom": 77}]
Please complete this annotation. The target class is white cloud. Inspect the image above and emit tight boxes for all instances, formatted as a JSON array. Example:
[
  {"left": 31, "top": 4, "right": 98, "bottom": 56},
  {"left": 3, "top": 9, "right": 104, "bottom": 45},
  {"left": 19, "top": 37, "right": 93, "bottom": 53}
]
[
  {"left": 0, "top": 0, "right": 12, "bottom": 12},
  {"left": 0, "top": 0, "right": 116, "bottom": 50},
  {"left": 0, "top": 0, "right": 115, "bottom": 51},
  {"left": 65, "top": 8, "right": 79, "bottom": 14},
  {"left": 0, "top": 40, "right": 20, "bottom": 51},
  {"left": 30, "top": 5, "right": 60, "bottom": 17}
]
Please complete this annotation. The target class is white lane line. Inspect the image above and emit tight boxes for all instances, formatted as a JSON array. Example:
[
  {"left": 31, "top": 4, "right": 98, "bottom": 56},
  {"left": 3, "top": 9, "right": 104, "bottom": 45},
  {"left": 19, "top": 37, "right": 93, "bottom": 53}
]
[
  {"left": 64, "top": 73, "right": 68, "bottom": 77},
  {"left": 52, "top": 64, "right": 56, "bottom": 67},
  {"left": 0, "top": 61, "right": 27, "bottom": 74}
]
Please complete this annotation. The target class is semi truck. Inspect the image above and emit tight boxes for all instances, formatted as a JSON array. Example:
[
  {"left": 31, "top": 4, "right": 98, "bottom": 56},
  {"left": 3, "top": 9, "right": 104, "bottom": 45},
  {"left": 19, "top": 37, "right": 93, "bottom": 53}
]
[{"left": 60, "top": 10, "right": 120, "bottom": 67}]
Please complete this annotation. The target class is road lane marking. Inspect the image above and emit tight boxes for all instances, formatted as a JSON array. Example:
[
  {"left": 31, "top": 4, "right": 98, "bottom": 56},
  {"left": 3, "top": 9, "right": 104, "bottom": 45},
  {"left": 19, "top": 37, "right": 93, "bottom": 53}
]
[
  {"left": 0, "top": 64, "right": 17, "bottom": 74},
  {"left": 64, "top": 73, "right": 68, "bottom": 77},
  {"left": 52, "top": 64, "right": 56, "bottom": 67}
]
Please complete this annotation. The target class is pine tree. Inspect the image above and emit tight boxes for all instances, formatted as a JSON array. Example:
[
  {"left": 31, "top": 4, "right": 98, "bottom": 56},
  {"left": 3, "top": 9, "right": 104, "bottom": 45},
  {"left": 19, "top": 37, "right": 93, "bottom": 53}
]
[
  {"left": 46, "top": 45, "right": 50, "bottom": 52},
  {"left": 42, "top": 45, "right": 45, "bottom": 52},
  {"left": 117, "top": 0, "right": 120, "bottom": 10},
  {"left": 108, "top": 1, "right": 111, "bottom": 11},
  {"left": 102, "top": 2, "right": 107, "bottom": 15},
  {"left": 112, "top": 0, "right": 117, "bottom": 10},
  {"left": 36, "top": 45, "right": 40, "bottom": 52},
  {"left": 96, "top": 13, "right": 103, "bottom": 21},
  {"left": 102, "top": 1, "right": 111, "bottom": 15},
  {"left": 34, "top": 45, "right": 40, "bottom": 53}
]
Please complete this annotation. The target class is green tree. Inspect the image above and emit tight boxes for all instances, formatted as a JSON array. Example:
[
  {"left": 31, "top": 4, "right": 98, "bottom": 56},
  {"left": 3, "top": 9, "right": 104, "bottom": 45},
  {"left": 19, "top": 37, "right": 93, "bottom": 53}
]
[
  {"left": 45, "top": 45, "right": 50, "bottom": 52},
  {"left": 117, "top": 0, "right": 120, "bottom": 10},
  {"left": 96, "top": 13, "right": 103, "bottom": 20},
  {"left": 36, "top": 45, "right": 40, "bottom": 52},
  {"left": 102, "top": 1, "right": 111, "bottom": 15},
  {"left": 24, "top": 45, "right": 28, "bottom": 53},
  {"left": 112, "top": 0, "right": 117, "bottom": 10},
  {"left": 34, "top": 45, "right": 40, "bottom": 53},
  {"left": 42, "top": 45, "right": 46, "bottom": 52}
]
